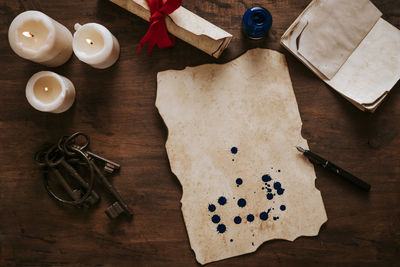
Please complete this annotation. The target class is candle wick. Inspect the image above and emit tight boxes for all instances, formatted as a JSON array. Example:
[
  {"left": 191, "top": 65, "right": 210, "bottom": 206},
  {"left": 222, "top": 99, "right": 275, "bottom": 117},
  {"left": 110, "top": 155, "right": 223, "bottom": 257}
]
[
  {"left": 86, "top": 38, "right": 94, "bottom": 45},
  {"left": 44, "top": 87, "right": 49, "bottom": 92},
  {"left": 22, "top": 31, "right": 34, "bottom": 38}
]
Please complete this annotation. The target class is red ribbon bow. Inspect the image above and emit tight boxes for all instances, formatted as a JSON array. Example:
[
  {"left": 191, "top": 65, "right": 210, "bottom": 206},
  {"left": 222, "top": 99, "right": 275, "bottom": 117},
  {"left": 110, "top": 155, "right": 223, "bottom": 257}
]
[{"left": 138, "top": 0, "right": 182, "bottom": 55}]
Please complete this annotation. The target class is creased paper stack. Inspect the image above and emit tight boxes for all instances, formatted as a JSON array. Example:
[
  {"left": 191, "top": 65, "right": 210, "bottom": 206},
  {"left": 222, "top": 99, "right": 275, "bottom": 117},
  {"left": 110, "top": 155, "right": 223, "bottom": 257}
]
[{"left": 281, "top": 0, "right": 400, "bottom": 112}]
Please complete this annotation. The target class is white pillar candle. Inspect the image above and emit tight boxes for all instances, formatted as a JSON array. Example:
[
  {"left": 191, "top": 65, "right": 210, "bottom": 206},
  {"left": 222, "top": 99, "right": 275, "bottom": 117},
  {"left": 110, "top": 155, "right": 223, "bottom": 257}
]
[
  {"left": 26, "top": 71, "right": 75, "bottom": 113},
  {"left": 73, "top": 23, "right": 120, "bottom": 69},
  {"left": 8, "top": 11, "right": 73, "bottom": 67}
]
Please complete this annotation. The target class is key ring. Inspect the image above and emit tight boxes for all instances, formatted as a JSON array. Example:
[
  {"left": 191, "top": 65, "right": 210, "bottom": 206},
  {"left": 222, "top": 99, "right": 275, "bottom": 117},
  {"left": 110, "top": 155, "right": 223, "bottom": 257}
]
[
  {"left": 34, "top": 143, "right": 53, "bottom": 169},
  {"left": 43, "top": 145, "right": 95, "bottom": 206},
  {"left": 64, "top": 132, "right": 90, "bottom": 156}
]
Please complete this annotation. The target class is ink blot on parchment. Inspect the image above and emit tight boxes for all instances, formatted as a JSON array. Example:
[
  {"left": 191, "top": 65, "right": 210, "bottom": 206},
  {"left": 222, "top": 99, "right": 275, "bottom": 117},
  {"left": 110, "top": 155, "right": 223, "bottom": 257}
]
[
  {"left": 234, "top": 216, "right": 242, "bottom": 224},
  {"left": 274, "top": 182, "right": 285, "bottom": 195},
  {"left": 236, "top": 178, "right": 243, "bottom": 187},
  {"left": 208, "top": 204, "right": 216, "bottom": 212},
  {"left": 212, "top": 215, "right": 221, "bottom": 224},
  {"left": 262, "top": 174, "right": 272, "bottom": 182},
  {"left": 247, "top": 214, "right": 254, "bottom": 222},
  {"left": 231, "top": 147, "right": 238, "bottom": 154},
  {"left": 217, "top": 224, "right": 226, "bottom": 234},
  {"left": 156, "top": 49, "right": 327, "bottom": 264},
  {"left": 218, "top": 196, "right": 227, "bottom": 205},
  {"left": 260, "top": 211, "right": 269, "bottom": 221},
  {"left": 237, "top": 198, "right": 246, "bottom": 208}
]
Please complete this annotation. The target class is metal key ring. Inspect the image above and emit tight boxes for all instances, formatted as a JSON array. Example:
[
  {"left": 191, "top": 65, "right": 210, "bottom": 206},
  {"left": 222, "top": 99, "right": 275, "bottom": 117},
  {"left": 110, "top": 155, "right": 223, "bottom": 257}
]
[
  {"left": 64, "top": 132, "right": 90, "bottom": 155},
  {"left": 34, "top": 143, "right": 53, "bottom": 168},
  {"left": 44, "top": 146, "right": 95, "bottom": 206},
  {"left": 57, "top": 135, "right": 69, "bottom": 154},
  {"left": 45, "top": 145, "right": 65, "bottom": 167}
]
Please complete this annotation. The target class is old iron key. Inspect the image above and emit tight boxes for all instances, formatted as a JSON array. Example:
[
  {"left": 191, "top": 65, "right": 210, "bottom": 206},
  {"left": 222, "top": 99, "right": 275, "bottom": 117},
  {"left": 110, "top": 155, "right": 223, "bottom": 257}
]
[
  {"left": 61, "top": 133, "right": 120, "bottom": 174},
  {"left": 45, "top": 145, "right": 98, "bottom": 207},
  {"left": 91, "top": 162, "right": 134, "bottom": 219},
  {"left": 63, "top": 133, "right": 133, "bottom": 218},
  {"left": 79, "top": 148, "right": 120, "bottom": 175}
]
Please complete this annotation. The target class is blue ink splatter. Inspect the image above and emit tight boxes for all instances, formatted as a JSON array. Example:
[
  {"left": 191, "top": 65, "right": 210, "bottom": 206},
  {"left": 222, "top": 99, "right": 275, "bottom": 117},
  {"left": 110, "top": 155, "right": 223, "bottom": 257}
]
[
  {"left": 217, "top": 224, "right": 226, "bottom": 233},
  {"left": 278, "top": 170, "right": 281, "bottom": 172},
  {"left": 260, "top": 209, "right": 271, "bottom": 221},
  {"left": 267, "top": 188, "right": 272, "bottom": 192},
  {"left": 247, "top": 214, "right": 254, "bottom": 222},
  {"left": 230, "top": 239, "right": 233, "bottom": 242},
  {"left": 266, "top": 193, "right": 274, "bottom": 200},
  {"left": 208, "top": 204, "right": 216, "bottom": 212},
  {"left": 273, "top": 216, "right": 279, "bottom": 221},
  {"left": 218, "top": 196, "right": 227, "bottom": 205},
  {"left": 262, "top": 174, "right": 271, "bottom": 182},
  {"left": 236, "top": 178, "right": 243, "bottom": 187},
  {"left": 260, "top": 212, "right": 268, "bottom": 220},
  {"left": 212, "top": 215, "right": 220, "bottom": 224},
  {"left": 280, "top": 205, "right": 286, "bottom": 211},
  {"left": 237, "top": 198, "right": 246, "bottom": 207},
  {"left": 274, "top": 182, "right": 285, "bottom": 195},
  {"left": 231, "top": 147, "right": 238, "bottom": 154},
  {"left": 273, "top": 182, "right": 281, "bottom": 190},
  {"left": 234, "top": 216, "right": 242, "bottom": 224}
]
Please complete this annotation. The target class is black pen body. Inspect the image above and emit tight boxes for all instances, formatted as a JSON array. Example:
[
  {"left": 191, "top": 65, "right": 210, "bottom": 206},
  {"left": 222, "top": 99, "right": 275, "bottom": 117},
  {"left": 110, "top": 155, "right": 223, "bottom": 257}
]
[{"left": 303, "top": 150, "right": 371, "bottom": 192}]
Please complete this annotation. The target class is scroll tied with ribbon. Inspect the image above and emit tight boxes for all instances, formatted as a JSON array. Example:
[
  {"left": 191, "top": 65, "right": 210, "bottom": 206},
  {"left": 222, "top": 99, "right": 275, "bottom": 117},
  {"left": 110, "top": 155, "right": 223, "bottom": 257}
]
[{"left": 138, "top": 0, "right": 182, "bottom": 54}]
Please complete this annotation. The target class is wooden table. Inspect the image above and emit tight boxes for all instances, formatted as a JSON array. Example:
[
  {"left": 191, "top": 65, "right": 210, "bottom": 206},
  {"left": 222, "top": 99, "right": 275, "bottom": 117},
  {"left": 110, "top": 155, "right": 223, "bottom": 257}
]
[{"left": 1, "top": 0, "right": 399, "bottom": 266}]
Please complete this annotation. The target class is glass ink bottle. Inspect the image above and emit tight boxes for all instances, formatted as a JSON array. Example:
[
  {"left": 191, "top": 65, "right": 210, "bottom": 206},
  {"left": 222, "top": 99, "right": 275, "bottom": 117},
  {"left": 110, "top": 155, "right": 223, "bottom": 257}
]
[{"left": 242, "top": 7, "right": 272, "bottom": 40}]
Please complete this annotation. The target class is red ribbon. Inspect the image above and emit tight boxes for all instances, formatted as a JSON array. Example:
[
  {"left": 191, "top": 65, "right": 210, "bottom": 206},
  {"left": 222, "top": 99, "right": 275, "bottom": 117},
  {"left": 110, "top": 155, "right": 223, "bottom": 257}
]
[{"left": 138, "top": 0, "right": 182, "bottom": 55}]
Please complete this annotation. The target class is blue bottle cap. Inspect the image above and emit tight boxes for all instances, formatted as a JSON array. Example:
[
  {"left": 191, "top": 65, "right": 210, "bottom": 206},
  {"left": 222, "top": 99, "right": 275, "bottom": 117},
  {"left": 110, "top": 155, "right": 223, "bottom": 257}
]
[{"left": 242, "top": 7, "right": 272, "bottom": 40}]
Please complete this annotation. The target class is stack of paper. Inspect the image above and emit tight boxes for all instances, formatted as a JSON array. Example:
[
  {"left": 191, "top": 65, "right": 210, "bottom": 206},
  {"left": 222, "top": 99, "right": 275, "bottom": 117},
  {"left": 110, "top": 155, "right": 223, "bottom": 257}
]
[{"left": 281, "top": 0, "right": 400, "bottom": 112}]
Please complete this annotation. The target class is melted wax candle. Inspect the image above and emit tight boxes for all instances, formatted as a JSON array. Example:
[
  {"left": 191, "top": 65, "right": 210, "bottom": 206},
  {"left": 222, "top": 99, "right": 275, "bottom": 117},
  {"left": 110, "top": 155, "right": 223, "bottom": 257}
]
[
  {"left": 8, "top": 11, "right": 73, "bottom": 67},
  {"left": 26, "top": 71, "right": 75, "bottom": 113},
  {"left": 73, "top": 23, "right": 120, "bottom": 69}
]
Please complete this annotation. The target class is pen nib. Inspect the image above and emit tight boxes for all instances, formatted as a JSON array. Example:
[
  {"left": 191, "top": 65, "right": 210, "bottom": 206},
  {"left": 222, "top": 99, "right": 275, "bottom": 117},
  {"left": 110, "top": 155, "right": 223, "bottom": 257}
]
[{"left": 296, "top": 146, "right": 305, "bottom": 153}]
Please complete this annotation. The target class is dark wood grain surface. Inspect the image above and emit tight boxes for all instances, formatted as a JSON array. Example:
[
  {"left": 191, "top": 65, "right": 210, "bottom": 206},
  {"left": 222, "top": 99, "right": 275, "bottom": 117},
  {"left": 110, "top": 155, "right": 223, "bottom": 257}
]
[{"left": 0, "top": 0, "right": 399, "bottom": 266}]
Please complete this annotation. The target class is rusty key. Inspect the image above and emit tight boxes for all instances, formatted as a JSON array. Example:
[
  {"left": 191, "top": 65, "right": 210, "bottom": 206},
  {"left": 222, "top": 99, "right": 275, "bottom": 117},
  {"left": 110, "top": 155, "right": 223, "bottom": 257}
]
[
  {"left": 90, "top": 162, "right": 133, "bottom": 219},
  {"left": 61, "top": 133, "right": 120, "bottom": 174},
  {"left": 45, "top": 145, "right": 98, "bottom": 207}
]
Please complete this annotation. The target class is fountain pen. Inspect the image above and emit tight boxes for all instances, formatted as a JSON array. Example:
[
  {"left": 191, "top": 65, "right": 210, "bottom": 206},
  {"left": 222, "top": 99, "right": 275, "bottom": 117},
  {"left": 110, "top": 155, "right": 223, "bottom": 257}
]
[{"left": 296, "top": 147, "right": 371, "bottom": 192}]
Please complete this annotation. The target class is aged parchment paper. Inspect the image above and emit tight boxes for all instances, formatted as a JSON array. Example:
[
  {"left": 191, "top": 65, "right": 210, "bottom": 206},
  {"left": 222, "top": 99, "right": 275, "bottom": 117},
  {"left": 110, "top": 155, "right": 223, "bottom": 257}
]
[
  {"left": 297, "top": 0, "right": 381, "bottom": 79},
  {"left": 109, "top": 0, "right": 232, "bottom": 58},
  {"left": 156, "top": 49, "right": 327, "bottom": 264},
  {"left": 281, "top": 0, "right": 400, "bottom": 112}
]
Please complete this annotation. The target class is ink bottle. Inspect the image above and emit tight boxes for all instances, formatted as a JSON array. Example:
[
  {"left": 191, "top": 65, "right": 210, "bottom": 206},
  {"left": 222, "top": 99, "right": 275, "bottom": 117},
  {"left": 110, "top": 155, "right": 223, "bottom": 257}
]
[{"left": 242, "top": 7, "right": 272, "bottom": 40}]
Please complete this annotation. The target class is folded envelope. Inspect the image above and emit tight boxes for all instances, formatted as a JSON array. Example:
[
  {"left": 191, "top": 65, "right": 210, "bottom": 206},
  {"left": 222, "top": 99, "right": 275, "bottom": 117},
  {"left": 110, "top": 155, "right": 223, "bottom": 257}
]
[
  {"left": 281, "top": 0, "right": 400, "bottom": 112},
  {"left": 109, "top": 0, "right": 232, "bottom": 58}
]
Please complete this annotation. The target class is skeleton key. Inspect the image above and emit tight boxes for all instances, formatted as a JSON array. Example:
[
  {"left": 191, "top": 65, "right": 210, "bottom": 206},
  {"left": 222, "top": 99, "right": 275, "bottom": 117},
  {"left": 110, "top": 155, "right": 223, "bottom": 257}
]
[
  {"left": 50, "top": 167, "right": 82, "bottom": 202},
  {"left": 61, "top": 132, "right": 120, "bottom": 174},
  {"left": 90, "top": 162, "right": 133, "bottom": 219},
  {"left": 78, "top": 147, "right": 120, "bottom": 174},
  {"left": 45, "top": 145, "right": 98, "bottom": 207},
  {"left": 62, "top": 132, "right": 132, "bottom": 218}
]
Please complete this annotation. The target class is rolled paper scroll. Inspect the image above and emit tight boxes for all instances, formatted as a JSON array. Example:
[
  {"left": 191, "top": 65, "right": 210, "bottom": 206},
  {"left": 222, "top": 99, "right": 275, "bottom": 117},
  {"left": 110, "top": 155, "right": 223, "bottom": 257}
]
[{"left": 109, "top": 0, "right": 232, "bottom": 58}]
